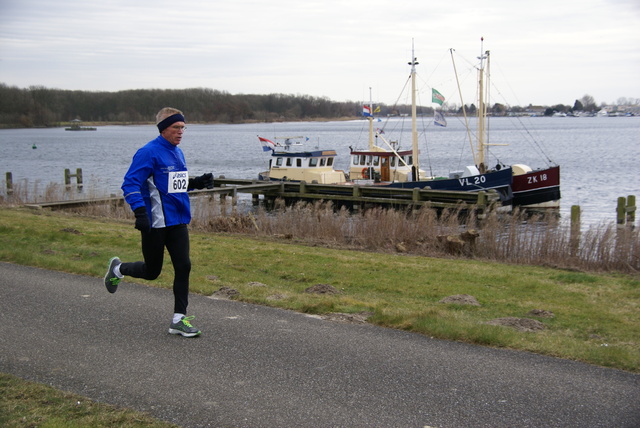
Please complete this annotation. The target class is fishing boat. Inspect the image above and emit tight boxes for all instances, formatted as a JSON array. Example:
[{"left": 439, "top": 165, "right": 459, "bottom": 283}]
[
  {"left": 465, "top": 40, "right": 560, "bottom": 209},
  {"left": 351, "top": 39, "right": 560, "bottom": 209},
  {"left": 511, "top": 164, "right": 561, "bottom": 208},
  {"left": 349, "top": 43, "right": 513, "bottom": 203},
  {"left": 257, "top": 136, "right": 347, "bottom": 184}
]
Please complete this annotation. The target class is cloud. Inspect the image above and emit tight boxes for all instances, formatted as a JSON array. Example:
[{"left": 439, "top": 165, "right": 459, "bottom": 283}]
[{"left": 0, "top": 0, "right": 638, "bottom": 106}]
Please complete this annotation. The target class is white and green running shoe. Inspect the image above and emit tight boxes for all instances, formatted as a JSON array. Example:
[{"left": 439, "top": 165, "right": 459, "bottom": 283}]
[
  {"left": 104, "top": 257, "right": 121, "bottom": 294},
  {"left": 169, "top": 316, "right": 202, "bottom": 337}
]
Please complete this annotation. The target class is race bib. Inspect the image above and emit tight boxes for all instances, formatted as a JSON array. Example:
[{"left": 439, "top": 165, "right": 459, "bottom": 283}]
[{"left": 168, "top": 171, "right": 189, "bottom": 193}]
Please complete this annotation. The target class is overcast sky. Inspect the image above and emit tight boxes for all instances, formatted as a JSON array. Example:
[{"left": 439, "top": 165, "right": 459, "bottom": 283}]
[{"left": 1, "top": 0, "right": 638, "bottom": 107}]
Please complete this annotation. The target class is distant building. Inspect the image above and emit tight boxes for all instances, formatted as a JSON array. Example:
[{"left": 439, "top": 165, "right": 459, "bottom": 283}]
[{"left": 524, "top": 106, "right": 546, "bottom": 116}]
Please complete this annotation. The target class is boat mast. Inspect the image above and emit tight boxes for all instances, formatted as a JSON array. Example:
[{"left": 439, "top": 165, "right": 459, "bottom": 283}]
[
  {"left": 368, "top": 87, "right": 375, "bottom": 150},
  {"left": 477, "top": 37, "right": 489, "bottom": 173},
  {"left": 409, "top": 40, "right": 419, "bottom": 181},
  {"left": 451, "top": 48, "right": 476, "bottom": 163}
]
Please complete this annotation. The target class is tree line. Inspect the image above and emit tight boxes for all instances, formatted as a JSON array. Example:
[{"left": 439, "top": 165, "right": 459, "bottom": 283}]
[
  {"left": 0, "top": 83, "right": 633, "bottom": 128},
  {"left": 0, "top": 84, "right": 366, "bottom": 127}
]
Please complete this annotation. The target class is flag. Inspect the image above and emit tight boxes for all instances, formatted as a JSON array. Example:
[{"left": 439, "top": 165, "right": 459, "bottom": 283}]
[
  {"left": 432, "top": 88, "right": 445, "bottom": 105},
  {"left": 434, "top": 110, "right": 447, "bottom": 127},
  {"left": 362, "top": 105, "right": 372, "bottom": 117},
  {"left": 258, "top": 136, "right": 277, "bottom": 151},
  {"left": 373, "top": 106, "right": 381, "bottom": 113}
]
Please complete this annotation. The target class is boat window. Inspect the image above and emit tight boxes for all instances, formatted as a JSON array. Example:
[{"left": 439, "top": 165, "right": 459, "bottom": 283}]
[
  {"left": 327, "top": 158, "right": 334, "bottom": 166},
  {"left": 309, "top": 158, "right": 318, "bottom": 167},
  {"left": 286, "top": 158, "right": 292, "bottom": 166},
  {"left": 390, "top": 157, "right": 396, "bottom": 167},
  {"left": 276, "top": 157, "right": 283, "bottom": 167},
  {"left": 382, "top": 158, "right": 388, "bottom": 167},
  {"left": 297, "top": 159, "right": 302, "bottom": 167},
  {"left": 320, "top": 158, "right": 326, "bottom": 167},
  {"left": 359, "top": 155, "right": 366, "bottom": 165},
  {"left": 373, "top": 156, "right": 379, "bottom": 166},
  {"left": 366, "top": 155, "right": 372, "bottom": 166},
  {"left": 407, "top": 155, "right": 413, "bottom": 166}
]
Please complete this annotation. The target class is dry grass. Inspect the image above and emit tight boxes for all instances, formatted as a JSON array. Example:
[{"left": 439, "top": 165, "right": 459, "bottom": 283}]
[
  {"left": 189, "top": 196, "right": 639, "bottom": 274},
  {"left": 2, "top": 183, "right": 638, "bottom": 274}
]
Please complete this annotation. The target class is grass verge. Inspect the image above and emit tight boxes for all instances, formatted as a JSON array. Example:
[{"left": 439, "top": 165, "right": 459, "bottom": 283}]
[
  {"left": 0, "top": 208, "right": 640, "bottom": 427},
  {"left": 0, "top": 373, "right": 177, "bottom": 428},
  {"left": 1, "top": 206, "right": 638, "bottom": 372},
  {"left": 0, "top": 206, "right": 638, "bottom": 425}
]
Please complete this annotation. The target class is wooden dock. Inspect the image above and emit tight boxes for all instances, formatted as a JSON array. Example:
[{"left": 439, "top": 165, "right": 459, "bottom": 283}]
[{"left": 24, "top": 177, "right": 500, "bottom": 213}]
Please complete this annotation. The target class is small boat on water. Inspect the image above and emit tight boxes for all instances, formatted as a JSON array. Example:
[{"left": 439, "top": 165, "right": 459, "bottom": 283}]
[
  {"left": 65, "top": 119, "right": 96, "bottom": 131},
  {"left": 257, "top": 136, "right": 347, "bottom": 184}
]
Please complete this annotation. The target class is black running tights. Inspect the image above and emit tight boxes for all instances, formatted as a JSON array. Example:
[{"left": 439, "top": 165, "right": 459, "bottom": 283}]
[{"left": 119, "top": 224, "right": 191, "bottom": 315}]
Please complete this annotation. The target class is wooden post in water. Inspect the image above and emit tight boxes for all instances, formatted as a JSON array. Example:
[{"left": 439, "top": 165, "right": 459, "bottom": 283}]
[
  {"left": 5, "top": 172, "right": 12, "bottom": 195},
  {"left": 617, "top": 197, "right": 626, "bottom": 226},
  {"left": 64, "top": 168, "right": 83, "bottom": 190},
  {"left": 570, "top": 205, "right": 581, "bottom": 256},
  {"left": 76, "top": 168, "right": 83, "bottom": 188},
  {"left": 617, "top": 195, "right": 636, "bottom": 229}
]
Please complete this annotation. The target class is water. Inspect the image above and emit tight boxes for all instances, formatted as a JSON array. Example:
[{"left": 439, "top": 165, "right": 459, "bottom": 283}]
[{"left": 1, "top": 116, "right": 638, "bottom": 227}]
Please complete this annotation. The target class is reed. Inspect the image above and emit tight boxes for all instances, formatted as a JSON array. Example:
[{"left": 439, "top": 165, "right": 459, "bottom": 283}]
[
  {"left": 2, "top": 182, "right": 638, "bottom": 273},
  {"left": 189, "top": 196, "right": 640, "bottom": 274}
]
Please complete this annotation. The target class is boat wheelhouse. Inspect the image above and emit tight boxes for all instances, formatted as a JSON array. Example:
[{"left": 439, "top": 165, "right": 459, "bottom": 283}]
[
  {"left": 349, "top": 147, "right": 418, "bottom": 183},
  {"left": 258, "top": 136, "right": 347, "bottom": 184}
]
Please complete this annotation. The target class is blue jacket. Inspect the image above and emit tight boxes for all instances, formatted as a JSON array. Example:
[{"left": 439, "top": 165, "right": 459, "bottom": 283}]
[{"left": 122, "top": 135, "right": 191, "bottom": 227}]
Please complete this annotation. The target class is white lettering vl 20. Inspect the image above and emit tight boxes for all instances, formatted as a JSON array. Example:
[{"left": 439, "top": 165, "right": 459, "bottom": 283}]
[{"left": 458, "top": 175, "right": 487, "bottom": 187}]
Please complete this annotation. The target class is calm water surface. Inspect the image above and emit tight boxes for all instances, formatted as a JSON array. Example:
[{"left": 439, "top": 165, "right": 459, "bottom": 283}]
[{"left": 1, "top": 116, "right": 638, "bottom": 227}]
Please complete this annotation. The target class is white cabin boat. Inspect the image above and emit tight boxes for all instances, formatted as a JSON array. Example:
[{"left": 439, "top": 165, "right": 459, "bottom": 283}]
[{"left": 258, "top": 136, "right": 347, "bottom": 184}]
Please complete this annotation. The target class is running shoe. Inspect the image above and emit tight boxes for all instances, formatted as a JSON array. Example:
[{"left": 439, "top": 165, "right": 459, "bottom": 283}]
[
  {"left": 104, "top": 256, "right": 121, "bottom": 293},
  {"left": 169, "top": 316, "right": 202, "bottom": 337}
]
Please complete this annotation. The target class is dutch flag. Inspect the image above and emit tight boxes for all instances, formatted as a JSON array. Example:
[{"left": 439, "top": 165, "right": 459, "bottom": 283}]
[{"left": 258, "top": 136, "right": 277, "bottom": 152}]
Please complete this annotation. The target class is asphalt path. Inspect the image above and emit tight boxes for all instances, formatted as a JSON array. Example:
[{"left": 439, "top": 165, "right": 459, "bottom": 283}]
[{"left": 1, "top": 261, "right": 638, "bottom": 427}]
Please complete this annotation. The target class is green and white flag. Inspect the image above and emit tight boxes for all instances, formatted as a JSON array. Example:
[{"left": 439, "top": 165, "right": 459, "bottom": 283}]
[{"left": 432, "top": 88, "right": 445, "bottom": 105}]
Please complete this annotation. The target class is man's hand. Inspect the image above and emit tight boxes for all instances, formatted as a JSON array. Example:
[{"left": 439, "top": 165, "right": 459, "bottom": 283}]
[
  {"left": 191, "top": 173, "right": 214, "bottom": 189},
  {"left": 133, "top": 207, "right": 150, "bottom": 233}
]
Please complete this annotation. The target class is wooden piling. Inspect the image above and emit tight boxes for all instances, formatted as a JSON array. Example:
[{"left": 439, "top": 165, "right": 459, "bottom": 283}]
[
  {"left": 617, "top": 195, "right": 637, "bottom": 227},
  {"left": 570, "top": 205, "right": 581, "bottom": 256},
  {"left": 628, "top": 195, "right": 636, "bottom": 225},
  {"left": 5, "top": 172, "right": 12, "bottom": 195},
  {"left": 64, "top": 168, "right": 83, "bottom": 190}
]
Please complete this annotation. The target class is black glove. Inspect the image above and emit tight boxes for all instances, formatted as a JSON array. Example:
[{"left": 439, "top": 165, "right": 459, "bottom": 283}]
[
  {"left": 133, "top": 207, "right": 150, "bottom": 233},
  {"left": 190, "top": 172, "right": 214, "bottom": 189}
]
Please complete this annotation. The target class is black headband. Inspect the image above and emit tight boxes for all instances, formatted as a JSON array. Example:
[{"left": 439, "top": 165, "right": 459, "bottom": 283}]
[{"left": 157, "top": 113, "right": 186, "bottom": 133}]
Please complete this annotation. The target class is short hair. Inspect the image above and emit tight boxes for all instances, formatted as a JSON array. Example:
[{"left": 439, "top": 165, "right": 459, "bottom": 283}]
[{"left": 155, "top": 107, "right": 184, "bottom": 125}]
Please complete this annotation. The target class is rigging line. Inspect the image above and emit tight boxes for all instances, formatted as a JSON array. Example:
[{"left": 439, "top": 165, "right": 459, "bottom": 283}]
[
  {"left": 450, "top": 48, "right": 476, "bottom": 164},
  {"left": 489, "top": 88, "right": 554, "bottom": 164},
  {"left": 415, "top": 90, "right": 434, "bottom": 177},
  {"left": 488, "top": 60, "right": 555, "bottom": 164},
  {"left": 378, "top": 74, "right": 412, "bottom": 136}
]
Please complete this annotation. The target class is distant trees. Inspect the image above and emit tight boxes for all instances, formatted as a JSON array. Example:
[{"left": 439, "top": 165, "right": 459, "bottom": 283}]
[
  {"left": 0, "top": 84, "right": 636, "bottom": 128},
  {"left": 0, "top": 84, "right": 363, "bottom": 128}
]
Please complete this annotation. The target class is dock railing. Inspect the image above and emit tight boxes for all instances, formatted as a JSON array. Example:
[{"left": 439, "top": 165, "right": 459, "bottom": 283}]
[{"left": 21, "top": 177, "right": 499, "bottom": 214}]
